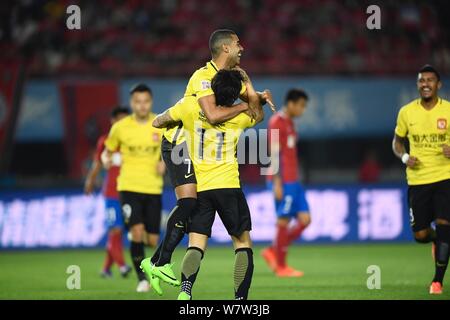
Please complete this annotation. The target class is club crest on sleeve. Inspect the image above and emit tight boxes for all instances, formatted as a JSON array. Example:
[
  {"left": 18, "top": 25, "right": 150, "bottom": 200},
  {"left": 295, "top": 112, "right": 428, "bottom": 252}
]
[
  {"left": 437, "top": 118, "right": 447, "bottom": 130},
  {"left": 201, "top": 80, "right": 211, "bottom": 90}
]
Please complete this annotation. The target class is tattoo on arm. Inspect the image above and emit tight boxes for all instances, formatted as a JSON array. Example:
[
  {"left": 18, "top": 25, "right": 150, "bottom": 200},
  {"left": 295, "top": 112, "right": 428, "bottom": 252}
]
[{"left": 153, "top": 111, "right": 176, "bottom": 128}]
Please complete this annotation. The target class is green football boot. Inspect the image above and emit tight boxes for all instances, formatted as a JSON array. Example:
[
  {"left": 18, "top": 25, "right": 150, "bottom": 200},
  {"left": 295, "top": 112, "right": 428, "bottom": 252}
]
[
  {"left": 177, "top": 292, "right": 191, "bottom": 300},
  {"left": 139, "top": 258, "right": 163, "bottom": 296},
  {"left": 151, "top": 263, "right": 181, "bottom": 286}
]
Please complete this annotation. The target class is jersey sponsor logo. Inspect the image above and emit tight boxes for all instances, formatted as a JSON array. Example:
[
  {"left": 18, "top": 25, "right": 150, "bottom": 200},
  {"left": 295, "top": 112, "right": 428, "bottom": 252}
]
[
  {"left": 437, "top": 118, "right": 447, "bottom": 130},
  {"left": 411, "top": 133, "right": 447, "bottom": 144}
]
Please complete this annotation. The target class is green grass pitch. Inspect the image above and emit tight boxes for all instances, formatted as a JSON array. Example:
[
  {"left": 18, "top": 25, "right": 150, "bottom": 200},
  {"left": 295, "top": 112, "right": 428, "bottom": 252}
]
[{"left": 0, "top": 243, "right": 448, "bottom": 300}]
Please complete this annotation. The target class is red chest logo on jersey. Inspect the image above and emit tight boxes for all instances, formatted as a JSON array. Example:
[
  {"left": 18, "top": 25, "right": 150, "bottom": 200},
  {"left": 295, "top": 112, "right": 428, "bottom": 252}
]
[
  {"left": 437, "top": 118, "right": 447, "bottom": 130},
  {"left": 152, "top": 133, "right": 159, "bottom": 141}
]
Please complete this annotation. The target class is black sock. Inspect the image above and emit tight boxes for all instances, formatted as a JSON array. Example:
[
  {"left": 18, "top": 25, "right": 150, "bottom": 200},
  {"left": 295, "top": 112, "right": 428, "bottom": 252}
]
[
  {"left": 151, "top": 244, "right": 161, "bottom": 265},
  {"left": 130, "top": 241, "right": 146, "bottom": 281},
  {"left": 180, "top": 247, "right": 204, "bottom": 297},
  {"left": 234, "top": 248, "right": 254, "bottom": 300},
  {"left": 433, "top": 224, "right": 450, "bottom": 284},
  {"left": 155, "top": 198, "right": 197, "bottom": 266}
]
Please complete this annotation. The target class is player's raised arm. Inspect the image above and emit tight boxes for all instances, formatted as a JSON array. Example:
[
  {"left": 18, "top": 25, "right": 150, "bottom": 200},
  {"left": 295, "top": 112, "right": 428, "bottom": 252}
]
[
  {"left": 236, "top": 68, "right": 274, "bottom": 111},
  {"left": 240, "top": 87, "right": 274, "bottom": 109},
  {"left": 241, "top": 70, "right": 264, "bottom": 124},
  {"left": 198, "top": 94, "right": 249, "bottom": 125}
]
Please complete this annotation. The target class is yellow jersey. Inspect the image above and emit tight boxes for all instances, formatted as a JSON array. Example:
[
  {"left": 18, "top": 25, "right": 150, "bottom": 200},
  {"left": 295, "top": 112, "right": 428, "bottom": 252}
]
[
  {"left": 168, "top": 97, "right": 255, "bottom": 192},
  {"left": 105, "top": 114, "right": 164, "bottom": 194},
  {"left": 395, "top": 97, "right": 450, "bottom": 185},
  {"left": 163, "top": 60, "right": 247, "bottom": 146}
]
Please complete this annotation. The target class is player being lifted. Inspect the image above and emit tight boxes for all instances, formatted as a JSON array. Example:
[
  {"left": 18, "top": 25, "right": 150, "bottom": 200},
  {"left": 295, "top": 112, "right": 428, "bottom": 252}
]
[
  {"left": 152, "top": 69, "right": 266, "bottom": 300},
  {"left": 140, "top": 29, "right": 273, "bottom": 295},
  {"left": 262, "top": 89, "right": 311, "bottom": 277},
  {"left": 84, "top": 106, "right": 132, "bottom": 279},
  {"left": 102, "top": 84, "right": 165, "bottom": 292},
  {"left": 393, "top": 65, "right": 450, "bottom": 294}
]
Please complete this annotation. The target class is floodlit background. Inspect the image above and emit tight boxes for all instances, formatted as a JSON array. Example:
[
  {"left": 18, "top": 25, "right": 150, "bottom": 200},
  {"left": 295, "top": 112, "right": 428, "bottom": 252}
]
[{"left": 0, "top": 0, "right": 449, "bottom": 300}]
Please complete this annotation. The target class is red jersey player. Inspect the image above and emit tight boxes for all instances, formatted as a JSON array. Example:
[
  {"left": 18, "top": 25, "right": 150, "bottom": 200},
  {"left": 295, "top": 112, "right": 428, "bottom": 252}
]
[
  {"left": 84, "top": 106, "right": 132, "bottom": 278},
  {"left": 262, "top": 89, "right": 311, "bottom": 277}
]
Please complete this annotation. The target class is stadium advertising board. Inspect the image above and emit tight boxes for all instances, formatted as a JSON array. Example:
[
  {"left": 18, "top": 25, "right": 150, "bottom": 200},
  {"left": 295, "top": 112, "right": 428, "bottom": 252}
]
[{"left": 0, "top": 184, "right": 412, "bottom": 249}]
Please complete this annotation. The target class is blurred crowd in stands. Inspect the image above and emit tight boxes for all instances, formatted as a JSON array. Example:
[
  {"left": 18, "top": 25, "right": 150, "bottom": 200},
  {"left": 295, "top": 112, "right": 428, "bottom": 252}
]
[{"left": 1, "top": 0, "right": 449, "bottom": 77}]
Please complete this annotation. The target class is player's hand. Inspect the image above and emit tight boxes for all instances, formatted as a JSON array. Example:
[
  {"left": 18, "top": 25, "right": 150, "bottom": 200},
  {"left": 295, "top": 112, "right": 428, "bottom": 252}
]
[
  {"left": 406, "top": 156, "right": 420, "bottom": 168},
  {"left": 261, "top": 90, "right": 276, "bottom": 112},
  {"left": 84, "top": 178, "right": 95, "bottom": 195},
  {"left": 443, "top": 144, "right": 450, "bottom": 158}
]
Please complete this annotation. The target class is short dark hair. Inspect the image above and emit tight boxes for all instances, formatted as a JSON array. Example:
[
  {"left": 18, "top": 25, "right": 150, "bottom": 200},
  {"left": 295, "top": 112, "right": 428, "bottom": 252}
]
[
  {"left": 129, "top": 83, "right": 153, "bottom": 96},
  {"left": 209, "top": 29, "right": 237, "bottom": 58},
  {"left": 419, "top": 64, "right": 441, "bottom": 81},
  {"left": 211, "top": 70, "right": 243, "bottom": 106},
  {"left": 285, "top": 89, "right": 309, "bottom": 104},
  {"left": 110, "top": 105, "right": 130, "bottom": 118}
]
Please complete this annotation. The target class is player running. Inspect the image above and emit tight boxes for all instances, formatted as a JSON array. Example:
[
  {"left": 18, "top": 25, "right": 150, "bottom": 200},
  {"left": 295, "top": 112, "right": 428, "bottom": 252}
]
[
  {"left": 84, "top": 106, "right": 132, "bottom": 279},
  {"left": 139, "top": 29, "right": 273, "bottom": 295},
  {"left": 102, "top": 84, "right": 165, "bottom": 293},
  {"left": 262, "top": 89, "right": 311, "bottom": 277},
  {"left": 393, "top": 65, "right": 450, "bottom": 295},
  {"left": 152, "top": 69, "right": 266, "bottom": 300}
]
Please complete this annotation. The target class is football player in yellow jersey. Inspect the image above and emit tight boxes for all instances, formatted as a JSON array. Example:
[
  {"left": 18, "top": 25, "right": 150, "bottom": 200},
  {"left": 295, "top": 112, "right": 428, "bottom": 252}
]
[
  {"left": 152, "top": 69, "right": 265, "bottom": 300},
  {"left": 102, "top": 84, "right": 165, "bottom": 293},
  {"left": 393, "top": 65, "right": 450, "bottom": 295},
  {"left": 140, "top": 29, "right": 273, "bottom": 295}
]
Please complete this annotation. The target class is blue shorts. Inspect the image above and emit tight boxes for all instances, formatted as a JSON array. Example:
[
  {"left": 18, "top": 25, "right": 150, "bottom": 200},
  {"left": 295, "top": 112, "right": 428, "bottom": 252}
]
[
  {"left": 267, "top": 182, "right": 310, "bottom": 218},
  {"left": 105, "top": 198, "right": 124, "bottom": 229}
]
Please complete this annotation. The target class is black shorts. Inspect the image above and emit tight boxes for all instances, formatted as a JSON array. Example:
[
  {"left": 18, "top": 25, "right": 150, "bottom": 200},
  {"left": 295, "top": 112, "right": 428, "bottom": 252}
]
[
  {"left": 408, "top": 179, "right": 450, "bottom": 232},
  {"left": 188, "top": 188, "right": 252, "bottom": 238},
  {"left": 162, "top": 136, "right": 196, "bottom": 188},
  {"left": 119, "top": 191, "right": 162, "bottom": 234}
]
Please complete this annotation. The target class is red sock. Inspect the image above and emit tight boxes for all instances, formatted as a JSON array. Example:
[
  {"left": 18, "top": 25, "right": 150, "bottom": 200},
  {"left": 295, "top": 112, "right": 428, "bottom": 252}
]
[
  {"left": 109, "top": 231, "right": 126, "bottom": 267},
  {"left": 103, "top": 239, "right": 114, "bottom": 271},
  {"left": 273, "top": 224, "right": 289, "bottom": 268},
  {"left": 287, "top": 222, "right": 305, "bottom": 244}
]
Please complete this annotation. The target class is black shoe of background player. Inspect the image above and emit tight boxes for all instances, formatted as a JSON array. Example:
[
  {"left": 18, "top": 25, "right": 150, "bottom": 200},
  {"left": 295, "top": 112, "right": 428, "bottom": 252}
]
[
  {"left": 100, "top": 269, "right": 113, "bottom": 278},
  {"left": 120, "top": 265, "right": 132, "bottom": 278}
]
